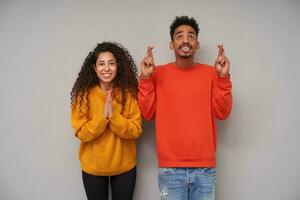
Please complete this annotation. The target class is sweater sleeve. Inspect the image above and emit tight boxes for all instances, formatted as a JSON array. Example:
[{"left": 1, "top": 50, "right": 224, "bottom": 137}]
[
  {"left": 71, "top": 97, "right": 108, "bottom": 142},
  {"left": 137, "top": 77, "right": 156, "bottom": 120},
  {"left": 108, "top": 96, "right": 142, "bottom": 139},
  {"left": 212, "top": 70, "right": 233, "bottom": 120}
]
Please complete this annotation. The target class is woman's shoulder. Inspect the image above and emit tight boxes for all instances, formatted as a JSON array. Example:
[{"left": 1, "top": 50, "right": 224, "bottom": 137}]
[{"left": 88, "top": 85, "right": 106, "bottom": 97}]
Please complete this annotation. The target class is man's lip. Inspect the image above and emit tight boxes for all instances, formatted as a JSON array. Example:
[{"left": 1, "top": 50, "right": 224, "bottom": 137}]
[
  {"left": 182, "top": 46, "right": 190, "bottom": 49},
  {"left": 180, "top": 46, "right": 192, "bottom": 52},
  {"left": 179, "top": 45, "right": 192, "bottom": 49}
]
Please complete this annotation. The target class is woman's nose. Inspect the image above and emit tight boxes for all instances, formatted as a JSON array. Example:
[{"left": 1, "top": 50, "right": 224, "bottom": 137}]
[{"left": 104, "top": 64, "right": 109, "bottom": 70}]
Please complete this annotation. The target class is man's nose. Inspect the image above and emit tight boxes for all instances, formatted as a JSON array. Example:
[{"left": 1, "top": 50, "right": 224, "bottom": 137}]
[{"left": 182, "top": 35, "right": 189, "bottom": 43}]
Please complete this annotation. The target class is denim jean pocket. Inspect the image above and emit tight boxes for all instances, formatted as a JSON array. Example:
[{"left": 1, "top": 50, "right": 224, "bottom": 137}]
[
  {"left": 159, "top": 168, "right": 173, "bottom": 175},
  {"left": 203, "top": 167, "right": 217, "bottom": 176}
]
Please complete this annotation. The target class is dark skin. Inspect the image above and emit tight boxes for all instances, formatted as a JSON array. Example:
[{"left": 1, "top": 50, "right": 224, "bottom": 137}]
[{"left": 140, "top": 25, "right": 230, "bottom": 78}]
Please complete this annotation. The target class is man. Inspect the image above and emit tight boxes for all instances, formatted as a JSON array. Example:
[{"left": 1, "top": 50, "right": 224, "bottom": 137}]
[{"left": 138, "top": 16, "right": 232, "bottom": 200}]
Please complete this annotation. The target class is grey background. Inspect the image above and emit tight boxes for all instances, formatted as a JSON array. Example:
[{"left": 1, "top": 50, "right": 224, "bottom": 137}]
[{"left": 0, "top": 0, "right": 299, "bottom": 199}]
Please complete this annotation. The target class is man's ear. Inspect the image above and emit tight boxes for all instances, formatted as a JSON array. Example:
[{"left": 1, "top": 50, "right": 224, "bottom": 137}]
[
  {"left": 196, "top": 41, "right": 200, "bottom": 49},
  {"left": 169, "top": 41, "right": 174, "bottom": 50}
]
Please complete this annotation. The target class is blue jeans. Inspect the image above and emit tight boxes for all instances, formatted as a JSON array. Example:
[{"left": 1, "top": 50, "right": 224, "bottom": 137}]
[{"left": 158, "top": 168, "right": 216, "bottom": 200}]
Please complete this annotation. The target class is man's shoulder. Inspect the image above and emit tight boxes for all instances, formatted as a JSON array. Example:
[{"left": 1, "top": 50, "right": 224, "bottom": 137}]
[
  {"left": 196, "top": 63, "right": 214, "bottom": 69},
  {"left": 155, "top": 62, "right": 173, "bottom": 69},
  {"left": 196, "top": 63, "right": 216, "bottom": 73},
  {"left": 155, "top": 63, "right": 215, "bottom": 73},
  {"left": 153, "top": 63, "right": 173, "bottom": 74}
]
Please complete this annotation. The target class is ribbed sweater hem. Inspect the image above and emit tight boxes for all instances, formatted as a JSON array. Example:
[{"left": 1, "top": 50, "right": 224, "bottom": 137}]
[
  {"left": 81, "top": 160, "right": 136, "bottom": 176},
  {"left": 158, "top": 158, "right": 216, "bottom": 168}
]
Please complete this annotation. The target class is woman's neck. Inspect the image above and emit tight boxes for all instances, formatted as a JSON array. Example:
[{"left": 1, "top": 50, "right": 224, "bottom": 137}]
[{"left": 100, "top": 82, "right": 113, "bottom": 91}]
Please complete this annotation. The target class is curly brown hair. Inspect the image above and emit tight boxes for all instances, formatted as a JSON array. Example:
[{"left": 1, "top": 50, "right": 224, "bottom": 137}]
[{"left": 70, "top": 42, "right": 138, "bottom": 112}]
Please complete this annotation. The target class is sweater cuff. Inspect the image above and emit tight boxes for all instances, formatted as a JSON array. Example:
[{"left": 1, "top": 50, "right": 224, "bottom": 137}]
[
  {"left": 139, "top": 77, "right": 154, "bottom": 87},
  {"left": 217, "top": 74, "right": 232, "bottom": 87},
  {"left": 108, "top": 112, "right": 125, "bottom": 133},
  {"left": 93, "top": 115, "right": 109, "bottom": 132}
]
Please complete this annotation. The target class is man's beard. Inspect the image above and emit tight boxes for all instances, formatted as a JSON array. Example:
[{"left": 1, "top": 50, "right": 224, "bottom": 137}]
[
  {"left": 179, "top": 53, "right": 192, "bottom": 59},
  {"left": 178, "top": 44, "right": 193, "bottom": 59}
]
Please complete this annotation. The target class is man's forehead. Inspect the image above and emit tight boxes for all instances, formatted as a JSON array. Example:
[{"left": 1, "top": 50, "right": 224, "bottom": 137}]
[{"left": 174, "top": 25, "right": 196, "bottom": 34}]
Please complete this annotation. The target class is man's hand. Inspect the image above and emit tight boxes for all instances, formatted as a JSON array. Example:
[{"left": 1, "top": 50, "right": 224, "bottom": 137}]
[
  {"left": 215, "top": 44, "right": 230, "bottom": 78},
  {"left": 140, "top": 46, "right": 155, "bottom": 78}
]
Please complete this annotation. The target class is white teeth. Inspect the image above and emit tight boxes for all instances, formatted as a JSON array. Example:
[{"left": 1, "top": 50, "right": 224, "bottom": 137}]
[
  {"left": 102, "top": 73, "right": 112, "bottom": 78},
  {"left": 181, "top": 46, "right": 190, "bottom": 52}
]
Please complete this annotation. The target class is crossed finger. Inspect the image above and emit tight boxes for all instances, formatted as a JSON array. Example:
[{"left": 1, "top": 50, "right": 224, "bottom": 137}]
[
  {"left": 143, "top": 46, "right": 154, "bottom": 67},
  {"left": 217, "top": 44, "right": 225, "bottom": 63},
  {"left": 147, "top": 46, "right": 154, "bottom": 58}
]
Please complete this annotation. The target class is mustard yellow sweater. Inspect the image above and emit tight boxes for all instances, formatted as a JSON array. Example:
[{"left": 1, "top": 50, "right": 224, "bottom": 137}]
[{"left": 71, "top": 86, "right": 142, "bottom": 176}]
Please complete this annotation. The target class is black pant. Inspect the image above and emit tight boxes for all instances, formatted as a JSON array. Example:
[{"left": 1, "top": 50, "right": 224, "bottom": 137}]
[{"left": 82, "top": 167, "right": 136, "bottom": 200}]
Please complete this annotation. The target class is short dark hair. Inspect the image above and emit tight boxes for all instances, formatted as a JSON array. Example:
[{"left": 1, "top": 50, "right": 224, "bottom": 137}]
[{"left": 170, "top": 16, "right": 199, "bottom": 40}]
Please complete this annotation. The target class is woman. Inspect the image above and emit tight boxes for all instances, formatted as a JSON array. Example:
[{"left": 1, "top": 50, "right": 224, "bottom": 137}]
[{"left": 70, "top": 42, "right": 142, "bottom": 200}]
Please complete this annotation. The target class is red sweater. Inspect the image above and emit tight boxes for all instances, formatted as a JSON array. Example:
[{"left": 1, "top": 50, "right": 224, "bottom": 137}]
[{"left": 138, "top": 63, "right": 232, "bottom": 167}]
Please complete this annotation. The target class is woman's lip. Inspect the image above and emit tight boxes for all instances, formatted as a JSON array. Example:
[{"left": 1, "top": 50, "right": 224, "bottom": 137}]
[{"left": 102, "top": 73, "right": 112, "bottom": 78}]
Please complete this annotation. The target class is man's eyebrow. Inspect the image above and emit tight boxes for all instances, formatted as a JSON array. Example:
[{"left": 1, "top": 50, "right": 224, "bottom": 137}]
[
  {"left": 175, "top": 31, "right": 183, "bottom": 35},
  {"left": 175, "top": 31, "right": 196, "bottom": 35}
]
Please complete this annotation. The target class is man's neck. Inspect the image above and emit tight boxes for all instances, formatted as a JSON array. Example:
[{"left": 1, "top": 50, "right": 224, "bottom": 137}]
[{"left": 175, "top": 57, "right": 195, "bottom": 68}]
